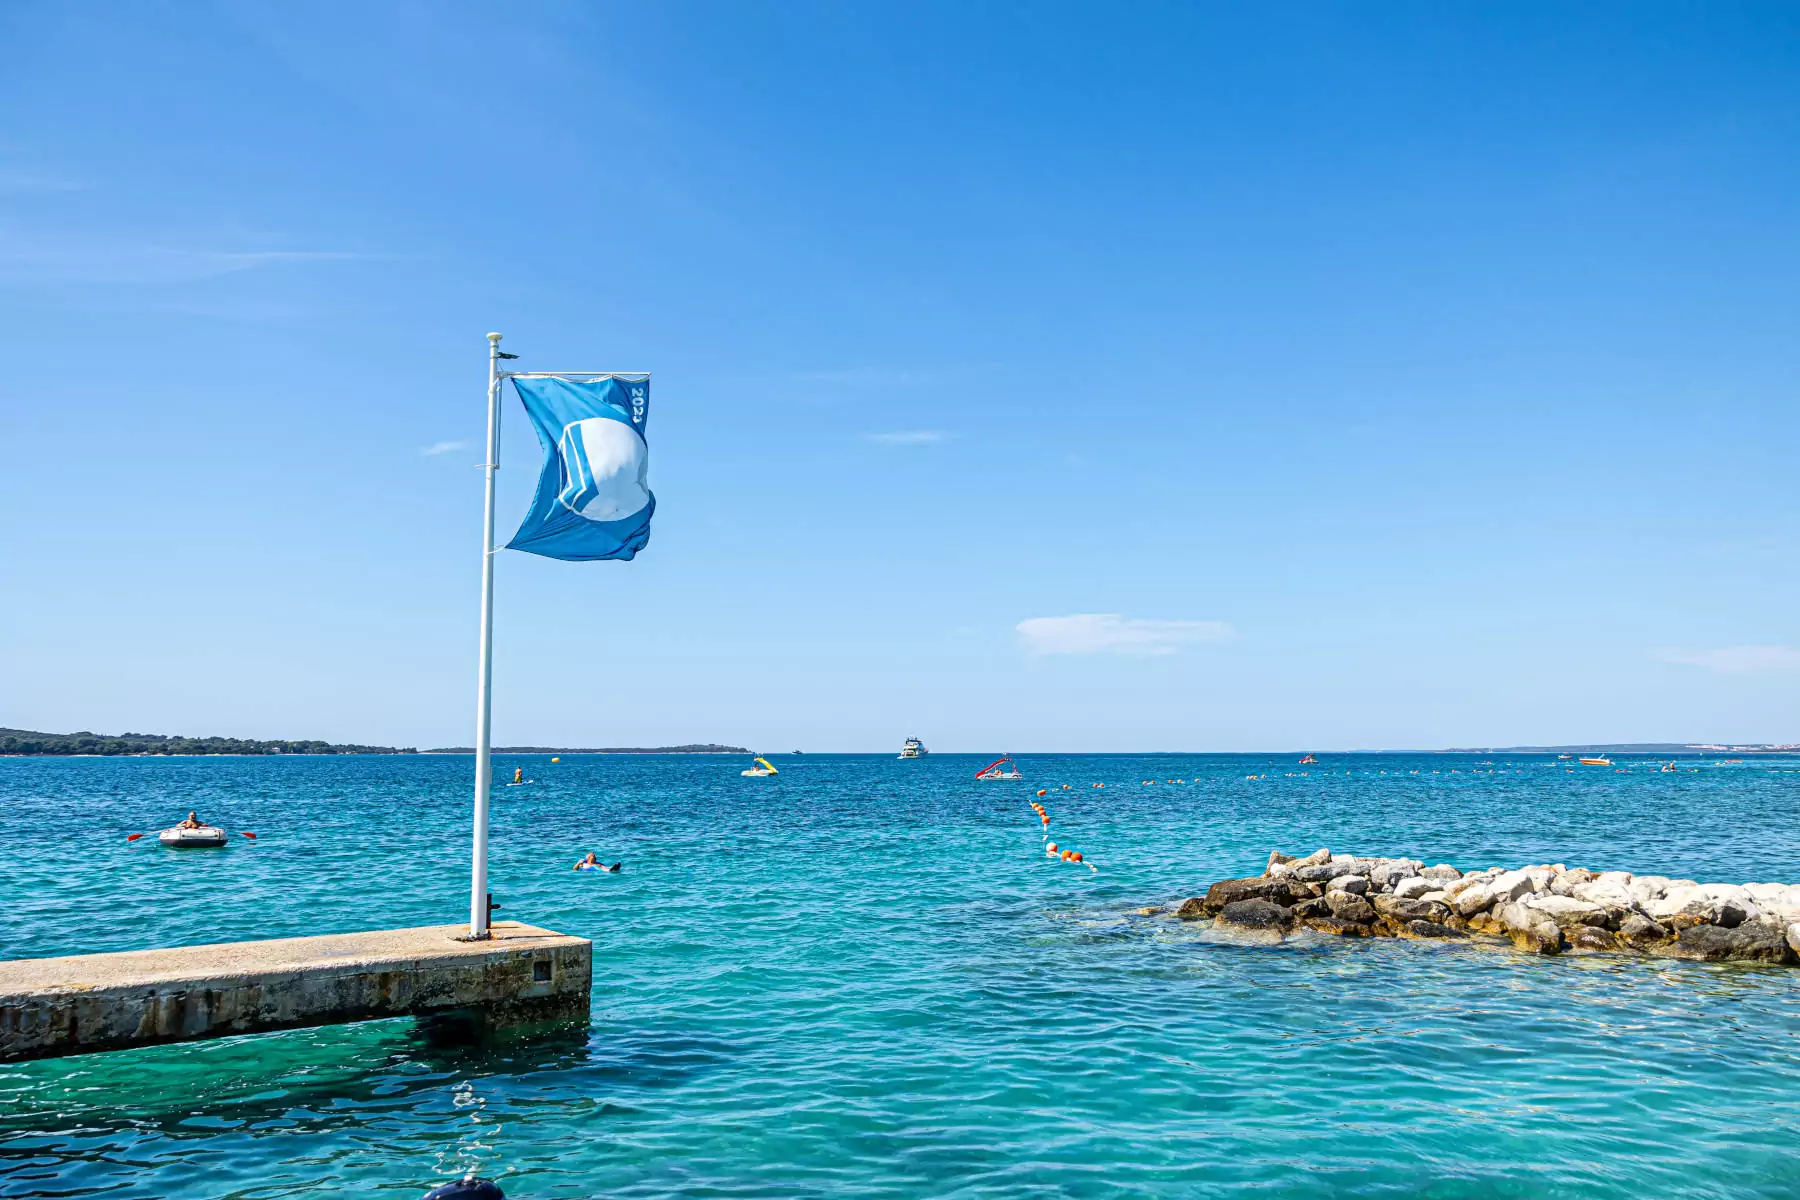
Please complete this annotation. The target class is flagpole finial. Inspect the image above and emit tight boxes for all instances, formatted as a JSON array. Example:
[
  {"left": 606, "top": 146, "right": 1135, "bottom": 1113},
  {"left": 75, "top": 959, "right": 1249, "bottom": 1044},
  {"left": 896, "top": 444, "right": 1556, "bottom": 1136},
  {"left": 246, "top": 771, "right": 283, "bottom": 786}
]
[{"left": 487, "top": 332, "right": 503, "bottom": 343}]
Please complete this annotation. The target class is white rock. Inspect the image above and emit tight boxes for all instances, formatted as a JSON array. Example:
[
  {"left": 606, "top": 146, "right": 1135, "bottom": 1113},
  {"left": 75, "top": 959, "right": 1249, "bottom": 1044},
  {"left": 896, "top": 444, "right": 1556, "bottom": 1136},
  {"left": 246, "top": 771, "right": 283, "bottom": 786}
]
[
  {"left": 1594, "top": 870, "right": 1634, "bottom": 889},
  {"left": 1451, "top": 882, "right": 1496, "bottom": 916},
  {"left": 1788, "top": 923, "right": 1800, "bottom": 957},
  {"left": 1497, "top": 900, "right": 1534, "bottom": 933},
  {"left": 1524, "top": 867, "right": 1555, "bottom": 893},
  {"left": 1525, "top": 893, "right": 1607, "bottom": 928},
  {"left": 1268, "top": 862, "right": 1294, "bottom": 879},
  {"left": 1291, "top": 848, "right": 1331, "bottom": 870},
  {"left": 1744, "top": 883, "right": 1786, "bottom": 904},
  {"left": 1489, "top": 871, "right": 1535, "bottom": 903},
  {"left": 1327, "top": 874, "right": 1369, "bottom": 895},
  {"left": 1393, "top": 876, "right": 1435, "bottom": 900},
  {"left": 1649, "top": 886, "right": 1718, "bottom": 923},
  {"left": 1419, "top": 890, "right": 1447, "bottom": 904},
  {"left": 1420, "top": 864, "right": 1463, "bottom": 882}
]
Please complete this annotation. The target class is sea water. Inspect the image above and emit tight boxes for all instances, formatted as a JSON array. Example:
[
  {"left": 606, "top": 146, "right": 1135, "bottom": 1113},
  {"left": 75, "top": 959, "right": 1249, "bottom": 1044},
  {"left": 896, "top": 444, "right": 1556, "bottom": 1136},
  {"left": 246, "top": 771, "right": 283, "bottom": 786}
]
[{"left": 2, "top": 753, "right": 1798, "bottom": 1198}]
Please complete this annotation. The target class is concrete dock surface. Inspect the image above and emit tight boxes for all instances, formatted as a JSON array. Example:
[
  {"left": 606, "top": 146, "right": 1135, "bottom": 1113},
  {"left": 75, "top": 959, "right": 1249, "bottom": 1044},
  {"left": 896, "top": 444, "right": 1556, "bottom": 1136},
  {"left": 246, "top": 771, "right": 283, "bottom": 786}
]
[{"left": 0, "top": 921, "right": 592, "bottom": 1062}]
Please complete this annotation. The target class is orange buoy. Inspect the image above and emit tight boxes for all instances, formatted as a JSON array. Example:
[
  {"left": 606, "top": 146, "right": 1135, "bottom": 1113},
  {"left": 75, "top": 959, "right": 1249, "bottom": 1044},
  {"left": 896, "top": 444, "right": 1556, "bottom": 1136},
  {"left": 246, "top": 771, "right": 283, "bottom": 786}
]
[{"left": 1036, "top": 789, "right": 1047, "bottom": 796}]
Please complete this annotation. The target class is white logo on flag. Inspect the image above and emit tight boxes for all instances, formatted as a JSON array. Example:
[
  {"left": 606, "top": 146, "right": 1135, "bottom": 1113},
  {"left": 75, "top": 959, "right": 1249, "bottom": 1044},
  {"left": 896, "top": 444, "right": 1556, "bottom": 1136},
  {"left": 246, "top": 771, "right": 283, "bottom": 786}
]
[{"left": 557, "top": 417, "right": 649, "bottom": 522}]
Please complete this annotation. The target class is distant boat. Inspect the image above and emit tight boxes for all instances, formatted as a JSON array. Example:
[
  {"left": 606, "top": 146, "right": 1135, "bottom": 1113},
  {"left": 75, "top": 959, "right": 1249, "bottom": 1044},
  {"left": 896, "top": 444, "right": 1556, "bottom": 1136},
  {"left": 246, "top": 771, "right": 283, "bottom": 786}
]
[
  {"left": 975, "top": 756, "right": 1023, "bottom": 780},
  {"left": 1578, "top": 756, "right": 1612, "bottom": 766},
  {"left": 1299, "top": 753, "right": 1317, "bottom": 765},
  {"left": 898, "top": 737, "right": 928, "bottom": 759},
  {"left": 1557, "top": 754, "right": 1572, "bottom": 760},
  {"left": 792, "top": 750, "right": 804, "bottom": 755},
  {"left": 741, "top": 756, "right": 779, "bottom": 777}
]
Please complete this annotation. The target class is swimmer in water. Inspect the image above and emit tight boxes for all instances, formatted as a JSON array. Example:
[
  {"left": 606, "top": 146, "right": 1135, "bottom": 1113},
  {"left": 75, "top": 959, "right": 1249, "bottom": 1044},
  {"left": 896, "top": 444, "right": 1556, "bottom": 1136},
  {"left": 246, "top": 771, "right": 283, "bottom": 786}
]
[
  {"left": 1044, "top": 840, "right": 1060, "bottom": 858},
  {"left": 574, "top": 853, "right": 624, "bottom": 872}
]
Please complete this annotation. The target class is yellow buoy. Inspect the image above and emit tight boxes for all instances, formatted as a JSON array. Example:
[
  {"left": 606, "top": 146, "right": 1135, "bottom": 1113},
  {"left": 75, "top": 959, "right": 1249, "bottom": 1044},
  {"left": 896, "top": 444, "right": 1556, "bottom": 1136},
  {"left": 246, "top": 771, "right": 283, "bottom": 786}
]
[{"left": 551, "top": 757, "right": 561, "bottom": 763}]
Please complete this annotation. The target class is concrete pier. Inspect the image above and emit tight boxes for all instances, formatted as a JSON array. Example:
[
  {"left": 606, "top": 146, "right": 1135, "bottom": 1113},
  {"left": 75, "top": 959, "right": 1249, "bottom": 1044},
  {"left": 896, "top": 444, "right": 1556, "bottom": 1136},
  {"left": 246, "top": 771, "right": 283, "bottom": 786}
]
[{"left": 0, "top": 921, "right": 592, "bottom": 1063}]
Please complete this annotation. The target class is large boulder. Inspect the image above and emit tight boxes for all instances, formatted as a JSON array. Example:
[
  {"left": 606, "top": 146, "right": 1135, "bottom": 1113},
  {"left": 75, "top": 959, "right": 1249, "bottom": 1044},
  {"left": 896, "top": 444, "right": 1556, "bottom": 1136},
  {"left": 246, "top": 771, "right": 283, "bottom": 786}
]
[
  {"left": 1487, "top": 870, "right": 1537, "bottom": 904},
  {"left": 1369, "top": 860, "right": 1421, "bottom": 891},
  {"left": 1326, "top": 874, "right": 1369, "bottom": 896},
  {"left": 1289, "top": 848, "right": 1331, "bottom": 870},
  {"left": 1524, "top": 894, "right": 1609, "bottom": 929},
  {"left": 1420, "top": 864, "right": 1463, "bottom": 882},
  {"left": 1193, "top": 876, "right": 1294, "bottom": 914},
  {"left": 1566, "top": 925, "right": 1617, "bottom": 952},
  {"left": 1618, "top": 913, "right": 1668, "bottom": 944},
  {"left": 1449, "top": 882, "right": 1496, "bottom": 917},
  {"left": 1290, "top": 896, "right": 1331, "bottom": 919},
  {"left": 1324, "top": 892, "right": 1376, "bottom": 923},
  {"left": 1294, "top": 861, "right": 1362, "bottom": 884},
  {"left": 1266, "top": 850, "right": 1296, "bottom": 872},
  {"left": 1403, "top": 920, "right": 1464, "bottom": 939},
  {"left": 1788, "top": 923, "right": 1800, "bottom": 957},
  {"left": 1216, "top": 898, "right": 1293, "bottom": 932},
  {"left": 1550, "top": 868, "right": 1598, "bottom": 896},
  {"left": 1672, "top": 921, "right": 1792, "bottom": 964},
  {"left": 1374, "top": 895, "right": 1451, "bottom": 925},
  {"left": 1393, "top": 877, "right": 1436, "bottom": 900}
]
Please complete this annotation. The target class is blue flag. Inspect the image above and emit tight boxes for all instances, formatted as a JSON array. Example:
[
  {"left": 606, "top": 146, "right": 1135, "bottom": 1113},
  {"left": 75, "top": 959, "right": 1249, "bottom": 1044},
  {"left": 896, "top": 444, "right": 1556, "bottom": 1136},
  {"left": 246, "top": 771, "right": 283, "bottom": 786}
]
[{"left": 507, "top": 376, "right": 654, "bottom": 561}]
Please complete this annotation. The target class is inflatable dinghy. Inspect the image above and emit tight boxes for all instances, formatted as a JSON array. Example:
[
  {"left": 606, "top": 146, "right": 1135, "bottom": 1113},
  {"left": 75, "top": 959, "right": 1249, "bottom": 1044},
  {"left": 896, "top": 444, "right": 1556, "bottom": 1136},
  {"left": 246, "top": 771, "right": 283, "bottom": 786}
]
[{"left": 159, "top": 824, "right": 228, "bottom": 848}]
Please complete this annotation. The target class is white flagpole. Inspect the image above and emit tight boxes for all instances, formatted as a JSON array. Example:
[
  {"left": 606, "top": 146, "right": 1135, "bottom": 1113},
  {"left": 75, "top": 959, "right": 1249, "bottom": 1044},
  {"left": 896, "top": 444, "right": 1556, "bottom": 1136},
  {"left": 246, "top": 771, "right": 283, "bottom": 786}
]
[{"left": 468, "top": 331, "right": 504, "bottom": 939}]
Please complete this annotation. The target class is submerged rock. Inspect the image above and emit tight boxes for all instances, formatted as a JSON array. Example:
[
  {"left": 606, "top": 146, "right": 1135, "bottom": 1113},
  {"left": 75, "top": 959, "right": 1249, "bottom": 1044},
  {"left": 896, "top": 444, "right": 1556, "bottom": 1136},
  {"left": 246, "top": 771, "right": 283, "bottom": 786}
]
[
  {"left": 1673, "top": 921, "right": 1791, "bottom": 963},
  {"left": 1216, "top": 898, "right": 1293, "bottom": 932}
]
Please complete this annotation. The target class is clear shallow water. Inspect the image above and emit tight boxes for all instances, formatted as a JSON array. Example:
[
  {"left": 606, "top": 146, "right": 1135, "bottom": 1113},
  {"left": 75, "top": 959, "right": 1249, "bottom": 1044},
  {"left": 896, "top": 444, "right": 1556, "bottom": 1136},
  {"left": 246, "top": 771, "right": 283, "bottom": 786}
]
[{"left": 2, "top": 753, "right": 1798, "bottom": 1199}]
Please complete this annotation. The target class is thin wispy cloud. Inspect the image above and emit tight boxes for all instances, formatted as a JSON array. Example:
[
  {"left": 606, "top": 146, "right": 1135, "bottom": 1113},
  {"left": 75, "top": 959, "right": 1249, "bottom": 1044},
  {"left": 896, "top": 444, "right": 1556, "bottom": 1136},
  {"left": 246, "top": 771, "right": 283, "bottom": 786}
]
[
  {"left": 863, "top": 430, "right": 952, "bottom": 445},
  {"left": 1659, "top": 645, "right": 1800, "bottom": 673},
  {"left": 0, "top": 234, "right": 369, "bottom": 286},
  {"left": 1018, "top": 614, "right": 1235, "bottom": 657},
  {"left": 420, "top": 440, "right": 468, "bottom": 457}
]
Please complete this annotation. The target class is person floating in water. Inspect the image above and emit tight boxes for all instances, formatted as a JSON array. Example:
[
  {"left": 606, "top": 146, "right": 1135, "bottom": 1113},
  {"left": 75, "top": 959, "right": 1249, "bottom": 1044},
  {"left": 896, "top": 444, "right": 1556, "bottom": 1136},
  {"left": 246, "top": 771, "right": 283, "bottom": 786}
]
[{"left": 574, "top": 852, "right": 621, "bottom": 872}]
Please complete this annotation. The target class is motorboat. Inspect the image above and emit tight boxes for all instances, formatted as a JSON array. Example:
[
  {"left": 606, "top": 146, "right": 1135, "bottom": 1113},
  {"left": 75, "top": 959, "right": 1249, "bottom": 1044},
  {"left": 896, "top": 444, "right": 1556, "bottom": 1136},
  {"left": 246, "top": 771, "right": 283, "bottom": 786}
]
[
  {"left": 159, "top": 824, "right": 228, "bottom": 848},
  {"left": 898, "top": 737, "right": 928, "bottom": 759},
  {"left": 1578, "top": 756, "right": 1612, "bottom": 766},
  {"left": 741, "top": 756, "right": 779, "bottom": 777},
  {"left": 975, "top": 756, "right": 1023, "bottom": 781}
]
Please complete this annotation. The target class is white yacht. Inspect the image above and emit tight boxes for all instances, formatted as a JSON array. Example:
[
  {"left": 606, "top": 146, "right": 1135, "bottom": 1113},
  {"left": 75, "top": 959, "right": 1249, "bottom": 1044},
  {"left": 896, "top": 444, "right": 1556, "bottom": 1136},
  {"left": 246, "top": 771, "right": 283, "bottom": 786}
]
[{"left": 898, "top": 736, "right": 928, "bottom": 759}]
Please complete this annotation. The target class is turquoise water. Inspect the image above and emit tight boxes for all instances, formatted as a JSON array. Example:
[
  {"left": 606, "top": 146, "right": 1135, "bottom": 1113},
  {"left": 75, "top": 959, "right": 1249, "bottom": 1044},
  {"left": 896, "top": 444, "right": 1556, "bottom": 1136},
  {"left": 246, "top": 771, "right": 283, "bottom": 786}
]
[{"left": 3, "top": 753, "right": 1799, "bottom": 1198}]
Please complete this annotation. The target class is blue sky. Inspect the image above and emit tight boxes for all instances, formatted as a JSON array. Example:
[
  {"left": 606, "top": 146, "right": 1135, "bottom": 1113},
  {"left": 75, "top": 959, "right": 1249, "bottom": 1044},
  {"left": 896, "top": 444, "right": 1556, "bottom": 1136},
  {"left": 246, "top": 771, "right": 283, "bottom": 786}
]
[{"left": 2, "top": 2, "right": 1796, "bottom": 751}]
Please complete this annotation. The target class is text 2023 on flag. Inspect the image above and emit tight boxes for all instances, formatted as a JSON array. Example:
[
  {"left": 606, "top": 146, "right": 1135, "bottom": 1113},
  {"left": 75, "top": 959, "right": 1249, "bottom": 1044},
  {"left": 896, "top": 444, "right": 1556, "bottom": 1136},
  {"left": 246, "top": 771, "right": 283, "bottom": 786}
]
[{"left": 506, "top": 376, "right": 653, "bottom": 561}]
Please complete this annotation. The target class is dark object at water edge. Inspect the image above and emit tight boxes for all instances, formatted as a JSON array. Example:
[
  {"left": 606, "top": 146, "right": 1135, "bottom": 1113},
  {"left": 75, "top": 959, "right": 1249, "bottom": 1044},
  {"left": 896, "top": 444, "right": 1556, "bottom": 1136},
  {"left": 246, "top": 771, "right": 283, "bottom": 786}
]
[{"left": 423, "top": 1175, "right": 505, "bottom": 1199}]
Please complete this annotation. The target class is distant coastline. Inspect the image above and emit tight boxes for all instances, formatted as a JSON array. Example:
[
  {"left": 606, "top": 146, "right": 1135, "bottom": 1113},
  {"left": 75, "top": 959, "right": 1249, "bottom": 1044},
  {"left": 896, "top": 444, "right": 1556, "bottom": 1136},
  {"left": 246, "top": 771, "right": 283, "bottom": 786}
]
[{"left": 0, "top": 728, "right": 415, "bottom": 756}]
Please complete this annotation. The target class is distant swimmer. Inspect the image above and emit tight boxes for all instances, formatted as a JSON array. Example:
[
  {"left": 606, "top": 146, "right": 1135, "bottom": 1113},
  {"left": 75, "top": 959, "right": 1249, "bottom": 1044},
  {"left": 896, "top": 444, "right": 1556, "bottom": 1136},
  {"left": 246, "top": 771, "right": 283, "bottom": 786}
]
[{"left": 574, "top": 852, "right": 621, "bottom": 872}]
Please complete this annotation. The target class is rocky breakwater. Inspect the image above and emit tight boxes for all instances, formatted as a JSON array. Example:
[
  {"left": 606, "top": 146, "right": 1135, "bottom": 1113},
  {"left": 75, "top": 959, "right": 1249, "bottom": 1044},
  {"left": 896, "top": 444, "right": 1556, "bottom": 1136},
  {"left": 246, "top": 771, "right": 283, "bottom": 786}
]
[{"left": 1172, "top": 848, "right": 1800, "bottom": 964}]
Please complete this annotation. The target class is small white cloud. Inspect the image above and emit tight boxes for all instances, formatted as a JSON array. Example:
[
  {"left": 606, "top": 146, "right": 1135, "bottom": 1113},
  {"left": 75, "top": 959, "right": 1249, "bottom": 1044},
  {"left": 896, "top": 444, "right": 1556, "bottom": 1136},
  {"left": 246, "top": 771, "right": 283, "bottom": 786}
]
[
  {"left": 420, "top": 440, "right": 467, "bottom": 457},
  {"left": 863, "top": 430, "right": 951, "bottom": 445},
  {"left": 1018, "top": 613, "right": 1234, "bottom": 657},
  {"left": 1659, "top": 645, "right": 1800, "bottom": 673}
]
